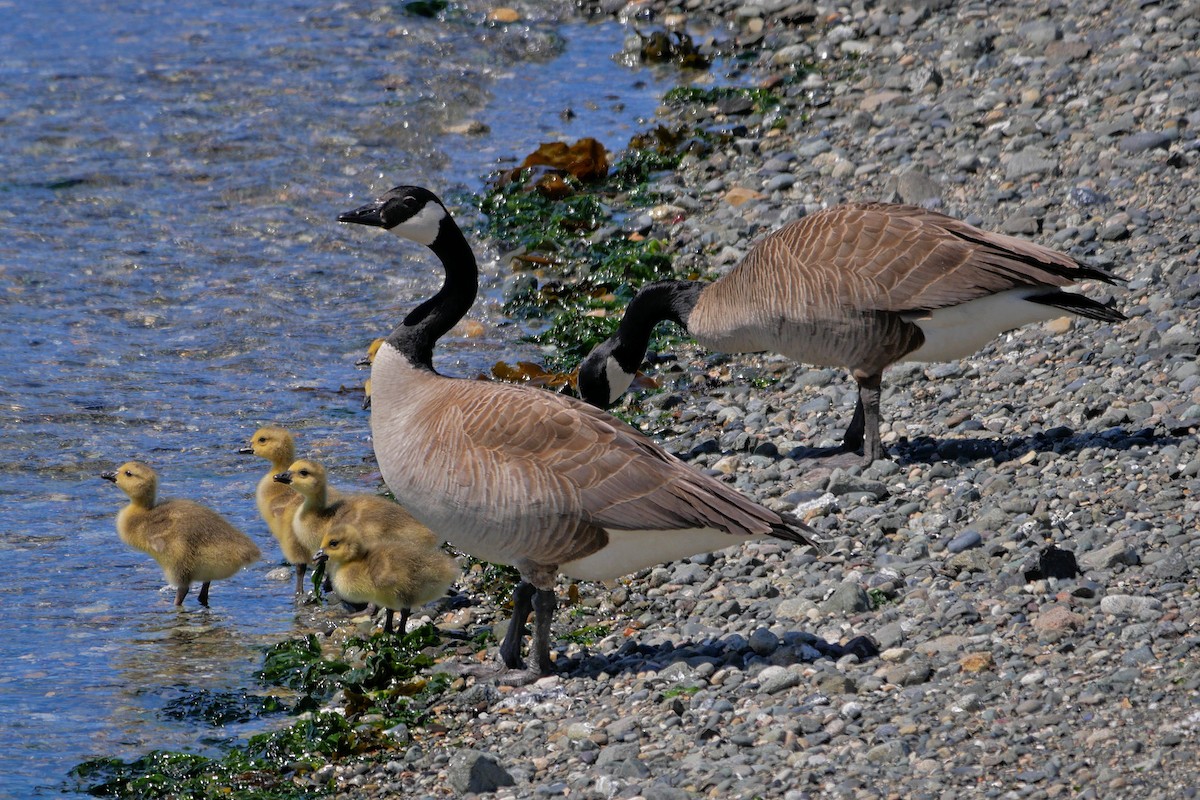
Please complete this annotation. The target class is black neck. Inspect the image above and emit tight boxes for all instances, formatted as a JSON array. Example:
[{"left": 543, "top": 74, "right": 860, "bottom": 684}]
[
  {"left": 610, "top": 279, "right": 703, "bottom": 371},
  {"left": 386, "top": 217, "right": 479, "bottom": 370}
]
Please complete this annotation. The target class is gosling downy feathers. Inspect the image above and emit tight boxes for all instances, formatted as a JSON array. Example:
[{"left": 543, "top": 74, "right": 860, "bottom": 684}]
[
  {"left": 239, "top": 426, "right": 308, "bottom": 594},
  {"left": 272, "top": 458, "right": 437, "bottom": 557},
  {"left": 102, "top": 461, "right": 261, "bottom": 606},
  {"left": 338, "top": 184, "right": 817, "bottom": 674},
  {"left": 314, "top": 525, "right": 459, "bottom": 634},
  {"left": 578, "top": 202, "right": 1125, "bottom": 463},
  {"left": 358, "top": 337, "right": 385, "bottom": 410}
]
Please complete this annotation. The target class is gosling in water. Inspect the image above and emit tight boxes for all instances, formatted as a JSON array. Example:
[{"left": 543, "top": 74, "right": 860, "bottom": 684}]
[
  {"left": 315, "top": 526, "right": 459, "bottom": 634},
  {"left": 102, "top": 461, "right": 261, "bottom": 606},
  {"left": 239, "top": 426, "right": 309, "bottom": 595}
]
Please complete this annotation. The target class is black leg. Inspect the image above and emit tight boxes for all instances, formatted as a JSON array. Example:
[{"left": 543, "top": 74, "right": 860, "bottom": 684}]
[
  {"left": 397, "top": 607, "right": 411, "bottom": 635},
  {"left": 532, "top": 588, "right": 557, "bottom": 675},
  {"left": 857, "top": 373, "right": 885, "bottom": 463},
  {"left": 841, "top": 394, "right": 866, "bottom": 452},
  {"left": 499, "top": 581, "right": 536, "bottom": 669},
  {"left": 197, "top": 581, "right": 211, "bottom": 607},
  {"left": 383, "top": 608, "right": 395, "bottom": 634}
]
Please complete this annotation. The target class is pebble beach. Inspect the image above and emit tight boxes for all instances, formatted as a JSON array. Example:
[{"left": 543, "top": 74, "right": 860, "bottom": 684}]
[{"left": 294, "top": 1, "right": 1198, "bottom": 798}]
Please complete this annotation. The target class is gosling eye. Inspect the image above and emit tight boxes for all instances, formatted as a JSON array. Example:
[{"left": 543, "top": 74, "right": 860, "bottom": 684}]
[
  {"left": 124, "top": 470, "right": 133, "bottom": 477},
  {"left": 299, "top": 469, "right": 310, "bottom": 477},
  {"left": 257, "top": 436, "right": 267, "bottom": 443},
  {"left": 328, "top": 539, "right": 339, "bottom": 548}
]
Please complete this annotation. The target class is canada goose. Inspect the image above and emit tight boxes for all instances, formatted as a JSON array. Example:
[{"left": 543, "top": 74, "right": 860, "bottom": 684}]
[
  {"left": 357, "top": 337, "right": 385, "bottom": 410},
  {"left": 314, "top": 525, "right": 459, "bottom": 634},
  {"left": 239, "top": 426, "right": 310, "bottom": 595},
  {"left": 338, "top": 184, "right": 817, "bottom": 674},
  {"left": 102, "top": 461, "right": 261, "bottom": 606},
  {"left": 272, "top": 458, "right": 437, "bottom": 559},
  {"left": 578, "top": 203, "right": 1125, "bottom": 463}
]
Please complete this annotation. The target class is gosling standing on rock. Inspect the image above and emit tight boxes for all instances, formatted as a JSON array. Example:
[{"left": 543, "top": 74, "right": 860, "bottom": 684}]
[
  {"left": 240, "top": 426, "right": 309, "bottom": 595},
  {"left": 102, "top": 461, "right": 261, "bottom": 606},
  {"left": 315, "top": 526, "right": 459, "bottom": 634}
]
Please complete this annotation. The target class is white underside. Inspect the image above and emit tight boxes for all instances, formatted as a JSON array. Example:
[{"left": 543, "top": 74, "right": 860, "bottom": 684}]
[
  {"left": 902, "top": 288, "right": 1066, "bottom": 363},
  {"left": 559, "top": 527, "right": 754, "bottom": 582}
]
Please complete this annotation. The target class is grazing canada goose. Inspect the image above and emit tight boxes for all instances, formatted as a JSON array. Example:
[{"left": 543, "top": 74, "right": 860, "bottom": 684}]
[
  {"left": 578, "top": 203, "right": 1125, "bottom": 463},
  {"left": 272, "top": 458, "right": 437, "bottom": 560},
  {"left": 314, "top": 525, "right": 459, "bottom": 634},
  {"left": 102, "top": 461, "right": 261, "bottom": 606},
  {"left": 239, "top": 426, "right": 310, "bottom": 595},
  {"left": 338, "top": 184, "right": 817, "bottom": 674}
]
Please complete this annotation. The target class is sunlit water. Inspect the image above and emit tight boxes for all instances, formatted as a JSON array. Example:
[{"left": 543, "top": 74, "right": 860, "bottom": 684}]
[{"left": 0, "top": 2, "right": 681, "bottom": 794}]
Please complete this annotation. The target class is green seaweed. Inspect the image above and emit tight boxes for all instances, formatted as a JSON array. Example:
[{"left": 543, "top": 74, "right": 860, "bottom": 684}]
[
  {"left": 161, "top": 688, "right": 286, "bottom": 727},
  {"left": 662, "top": 85, "right": 782, "bottom": 114},
  {"left": 70, "top": 628, "right": 453, "bottom": 798},
  {"left": 474, "top": 139, "right": 702, "bottom": 380},
  {"left": 257, "top": 635, "right": 350, "bottom": 700},
  {"left": 561, "top": 624, "right": 611, "bottom": 645}
]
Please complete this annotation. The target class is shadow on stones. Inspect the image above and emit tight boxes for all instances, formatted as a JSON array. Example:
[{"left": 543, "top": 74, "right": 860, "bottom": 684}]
[
  {"left": 784, "top": 425, "right": 1178, "bottom": 467},
  {"left": 561, "top": 629, "right": 878, "bottom": 680},
  {"left": 887, "top": 425, "right": 1178, "bottom": 465}
]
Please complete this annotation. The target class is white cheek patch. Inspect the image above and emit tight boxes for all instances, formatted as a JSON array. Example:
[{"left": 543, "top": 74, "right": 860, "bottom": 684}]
[
  {"left": 389, "top": 203, "right": 445, "bottom": 246},
  {"left": 606, "top": 356, "right": 634, "bottom": 405}
]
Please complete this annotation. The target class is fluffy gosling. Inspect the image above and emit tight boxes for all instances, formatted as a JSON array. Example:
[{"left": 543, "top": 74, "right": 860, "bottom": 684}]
[
  {"left": 314, "top": 525, "right": 459, "bottom": 633},
  {"left": 272, "top": 458, "right": 436, "bottom": 560},
  {"left": 239, "top": 426, "right": 309, "bottom": 595},
  {"left": 358, "top": 337, "right": 385, "bottom": 410},
  {"left": 102, "top": 461, "right": 260, "bottom": 606}
]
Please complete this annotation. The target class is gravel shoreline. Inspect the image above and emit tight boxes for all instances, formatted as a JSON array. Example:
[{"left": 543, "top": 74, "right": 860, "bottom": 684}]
[{"left": 323, "top": 1, "right": 1200, "bottom": 797}]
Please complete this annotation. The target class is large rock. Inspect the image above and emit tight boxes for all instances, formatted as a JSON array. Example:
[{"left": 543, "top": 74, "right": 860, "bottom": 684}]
[{"left": 447, "top": 750, "right": 516, "bottom": 794}]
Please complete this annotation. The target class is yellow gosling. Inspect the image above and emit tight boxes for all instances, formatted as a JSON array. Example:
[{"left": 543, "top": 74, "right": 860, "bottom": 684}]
[
  {"left": 272, "top": 458, "right": 435, "bottom": 556},
  {"left": 102, "top": 461, "right": 261, "bottom": 606},
  {"left": 315, "top": 525, "right": 458, "bottom": 633},
  {"left": 239, "top": 426, "right": 309, "bottom": 595},
  {"left": 358, "top": 337, "right": 385, "bottom": 410}
]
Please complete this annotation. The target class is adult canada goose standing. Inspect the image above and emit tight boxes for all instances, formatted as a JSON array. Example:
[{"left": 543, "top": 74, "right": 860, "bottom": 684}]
[
  {"left": 338, "top": 184, "right": 817, "bottom": 674},
  {"left": 102, "top": 461, "right": 261, "bottom": 606},
  {"left": 578, "top": 203, "right": 1125, "bottom": 463},
  {"left": 314, "top": 525, "right": 459, "bottom": 634},
  {"left": 240, "top": 426, "right": 309, "bottom": 595}
]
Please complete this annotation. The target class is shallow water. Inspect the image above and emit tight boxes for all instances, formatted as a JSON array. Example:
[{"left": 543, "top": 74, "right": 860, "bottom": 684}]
[{"left": 0, "top": 2, "right": 680, "bottom": 794}]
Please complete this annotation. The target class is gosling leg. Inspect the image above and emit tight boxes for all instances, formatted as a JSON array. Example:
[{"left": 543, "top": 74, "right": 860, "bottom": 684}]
[{"left": 197, "top": 581, "right": 211, "bottom": 607}]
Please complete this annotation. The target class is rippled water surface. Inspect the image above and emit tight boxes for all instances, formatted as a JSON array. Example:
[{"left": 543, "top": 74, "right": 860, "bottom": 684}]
[{"left": 0, "top": 2, "right": 677, "bottom": 794}]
